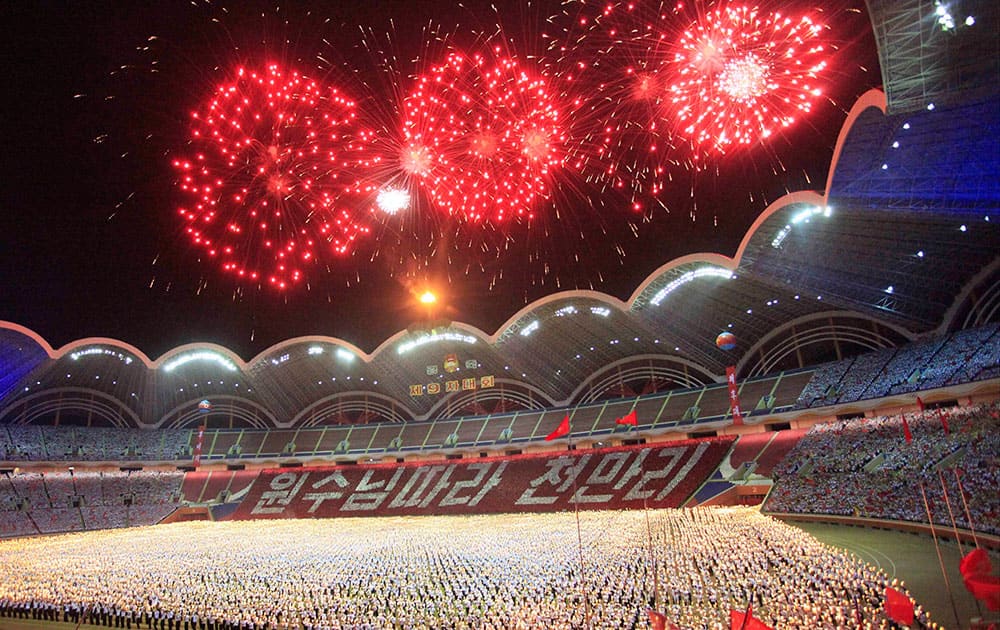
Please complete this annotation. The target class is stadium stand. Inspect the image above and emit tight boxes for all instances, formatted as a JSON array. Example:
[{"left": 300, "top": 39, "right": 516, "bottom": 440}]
[
  {"left": 752, "top": 429, "right": 810, "bottom": 478},
  {"left": 796, "top": 325, "right": 1000, "bottom": 408},
  {"left": 727, "top": 432, "right": 774, "bottom": 471},
  {"left": 0, "top": 470, "right": 183, "bottom": 537},
  {"left": 764, "top": 402, "right": 1000, "bottom": 535}
]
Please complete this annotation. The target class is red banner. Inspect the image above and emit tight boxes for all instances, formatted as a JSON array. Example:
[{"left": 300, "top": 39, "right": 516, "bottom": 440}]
[
  {"left": 726, "top": 366, "right": 744, "bottom": 425},
  {"left": 229, "top": 438, "right": 734, "bottom": 520},
  {"left": 192, "top": 426, "right": 206, "bottom": 468}
]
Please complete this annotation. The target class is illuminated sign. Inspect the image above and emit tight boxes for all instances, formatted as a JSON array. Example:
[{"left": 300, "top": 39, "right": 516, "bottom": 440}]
[{"left": 409, "top": 375, "right": 495, "bottom": 397}]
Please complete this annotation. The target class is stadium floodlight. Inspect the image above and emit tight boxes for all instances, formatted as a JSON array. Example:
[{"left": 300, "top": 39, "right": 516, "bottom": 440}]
[
  {"left": 70, "top": 347, "right": 133, "bottom": 365},
  {"left": 520, "top": 320, "right": 540, "bottom": 337},
  {"left": 650, "top": 267, "right": 734, "bottom": 306},
  {"left": 397, "top": 332, "right": 478, "bottom": 355},
  {"left": 163, "top": 351, "right": 238, "bottom": 373}
]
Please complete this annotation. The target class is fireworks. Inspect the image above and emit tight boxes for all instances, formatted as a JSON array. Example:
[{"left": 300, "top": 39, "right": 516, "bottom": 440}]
[
  {"left": 172, "top": 64, "right": 372, "bottom": 290},
  {"left": 667, "top": 4, "right": 828, "bottom": 151},
  {"left": 157, "top": 1, "right": 848, "bottom": 296},
  {"left": 555, "top": 0, "right": 832, "bottom": 207},
  {"left": 400, "top": 49, "right": 569, "bottom": 223}
]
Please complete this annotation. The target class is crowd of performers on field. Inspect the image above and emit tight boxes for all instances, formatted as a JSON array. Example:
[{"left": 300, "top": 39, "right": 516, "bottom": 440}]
[{"left": 0, "top": 509, "right": 952, "bottom": 629}]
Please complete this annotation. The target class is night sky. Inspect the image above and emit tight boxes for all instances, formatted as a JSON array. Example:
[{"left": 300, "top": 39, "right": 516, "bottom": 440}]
[{"left": 0, "top": 0, "right": 880, "bottom": 359}]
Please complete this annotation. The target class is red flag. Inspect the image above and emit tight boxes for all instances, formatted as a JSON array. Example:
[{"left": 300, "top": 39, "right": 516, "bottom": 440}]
[
  {"left": 616, "top": 409, "right": 638, "bottom": 426},
  {"left": 960, "top": 548, "right": 1000, "bottom": 611},
  {"left": 884, "top": 587, "right": 914, "bottom": 626},
  {"left": 730, "top": 604, "right": 772, "bottom": 630},
  {"left": 938, "top": 408, "right": 950, "bottom": 436},
  {"left": 901, "top": 415, "right": 912, "bottom": 444},
  {"left": 545, "top": 414, "right": 571, "bottom": 441},
  {"left": 916, "top": 396, "right": 925, "bottom": 412},
  {"left": 646, "top": 609, "right": 679, "bottom": 630},
  {"left": 964, "top": 575, "right": 1000, "bottom": 612},
  {"left": 960, "top": 548, "right": 993, "bottom": 579}
]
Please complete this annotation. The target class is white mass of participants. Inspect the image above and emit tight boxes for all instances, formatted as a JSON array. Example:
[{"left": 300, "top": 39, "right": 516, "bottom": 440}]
[{"left": 0, "top": 507, "right": 934, "bottom": 629}]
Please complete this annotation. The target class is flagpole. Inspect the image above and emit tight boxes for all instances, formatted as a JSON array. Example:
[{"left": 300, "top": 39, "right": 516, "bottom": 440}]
[
  {"left": 643, "top": 494, "right": 659, "bottom": 612},
  {"left": 951, "top": 467, "right": 981, "bottom": 549},
  {"left": 936, "top": 469, "right": 965, "bottom": 555},
  {"left": 939, "top": 469, "right": 985, "bottom": 619},
  {"left": 851, "top": 592, "right": 863, "bottom": 630},
  {"left": 568, "top": 430, "right": 592, "bottom": 630},
  {"left": 917, "top": 481, "right": 962, "bottom": 629},
  {"left": 738, "top": 586, "right": 756, "bottom": 630}
]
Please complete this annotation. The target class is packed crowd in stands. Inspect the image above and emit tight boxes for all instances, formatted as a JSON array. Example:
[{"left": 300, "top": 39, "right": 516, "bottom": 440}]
[
  {"left": 875, "top": 337, "right": 949, "bottom": 398},
  {"left": 1, "top": 425, "right": 192, "bottom": 462},
  {"left": 832, "top": 348, "right": 896, "bottom": 405},
  {"left": 0, "top": 470, "right": 182, "bottom": 537},
  {"left": 0, "top": 508, "right": 935, "bottom": 629},
  {"left": 796, "top": 323, "right": 999, "bottom": 409},
  {"left": 765, "top": 402, "right": 1000, "bottom": 535}
]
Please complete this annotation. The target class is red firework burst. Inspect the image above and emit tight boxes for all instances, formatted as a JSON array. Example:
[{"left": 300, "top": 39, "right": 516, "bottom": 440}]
[
  {"left": 400, "top": 48, "right": 568, "bottom": 223},
  {"left": 667, "top": 4, "right": 828, "bottom": 151},
  {"left": 556, "top": 0, "right": 687, "bottom": 206},
  {"left": 172, "top": 64, "right": 372, "bottom": 290}
]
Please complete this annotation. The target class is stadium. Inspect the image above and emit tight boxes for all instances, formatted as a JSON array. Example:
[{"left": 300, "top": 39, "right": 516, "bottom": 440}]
[{"left": 1, "top": 0, "right": 999, "bottom": 629}]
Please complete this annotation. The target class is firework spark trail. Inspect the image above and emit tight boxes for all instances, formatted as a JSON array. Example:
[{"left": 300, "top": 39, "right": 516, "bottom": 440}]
[
  {"left": 550, "top": 0, "right": 691, "bottom": 207},
  {"left": 172, "top": 64, "right": 373, "bottom": 290}
]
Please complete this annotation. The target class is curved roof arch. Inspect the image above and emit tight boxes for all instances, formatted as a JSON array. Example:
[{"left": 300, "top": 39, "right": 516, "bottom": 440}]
[
  {"left": 735, "top": 310, "right": 917, "bottom": 377},
  {"left": 494, "top": 290, "right": 632, "bottom": 341},
  {"left": 370, "top": 321, "right": 495, "bottom": 358},
  {"left": 157, "top": 395, "right": 279, "bottom": 430},
  {"left": 940, "top": 255, "right": 1000, "bottom": 333},
  {"left": 248, "top": 335, "right": 373, "bottom": 366},
  {"left": 824, "top": 89, "right": 888, "bottom": 194},
  {"left": 569, "top": 353, "right": 718, "bottom": 404},
  {"left": 152, "top": 342, "right": 249, "bottom": 373},
  {"left": 291, "top": 390, "right": 413, "bottom": 427},
  {"left": 52, "top": 337, "right": 153, "bottom": 367},
  {"left": 424, "top": 377, "right": 559, "bottom": 420},
  {"left": 0, "top": 387, "right": 143, "bottom": 428},
  {"left": 630, "top": 253, "right": 738, "bottom": 309}
]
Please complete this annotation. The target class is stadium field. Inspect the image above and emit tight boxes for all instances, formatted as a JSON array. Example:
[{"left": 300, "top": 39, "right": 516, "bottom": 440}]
[{"left": 3, "top": 509, "right": 996, "bottom": 629}]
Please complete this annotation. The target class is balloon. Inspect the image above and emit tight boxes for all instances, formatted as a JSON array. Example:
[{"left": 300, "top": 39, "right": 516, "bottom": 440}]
[{"left": 716, "top": 331, "right": 737, "bottom": 351}]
